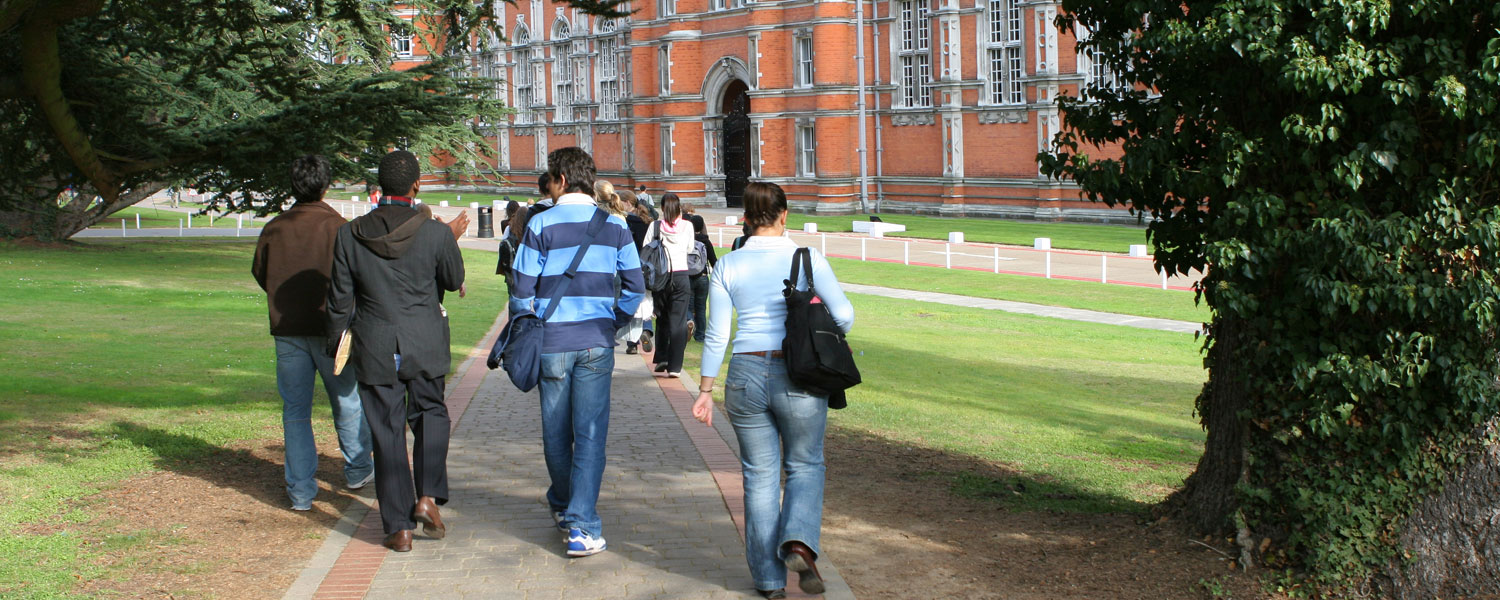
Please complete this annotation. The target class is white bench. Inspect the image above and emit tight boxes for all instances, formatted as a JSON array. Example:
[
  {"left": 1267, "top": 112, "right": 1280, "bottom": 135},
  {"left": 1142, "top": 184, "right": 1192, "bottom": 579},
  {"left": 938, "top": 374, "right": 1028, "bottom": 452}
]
[{"left": 852, "top": 221, "right": 906, "bottom": 235}]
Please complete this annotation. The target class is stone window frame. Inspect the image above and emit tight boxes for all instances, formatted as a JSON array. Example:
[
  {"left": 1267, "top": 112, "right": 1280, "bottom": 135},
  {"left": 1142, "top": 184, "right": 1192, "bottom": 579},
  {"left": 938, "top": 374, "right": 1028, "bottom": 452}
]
[
  {"left": 981, "top": 0, "right": 1024, "bottom": 105},
  {"left": 660, "top": 123, "right": 675, "bottom": 176},
  {"left": 795, "top": 119, "right": 816, "bottom": 178},
  {"left": 893, "top": 0, "right": 933, "bottom": 109},
  {"left": 794, "top": 29, "right": 814, "bottom": 89}
]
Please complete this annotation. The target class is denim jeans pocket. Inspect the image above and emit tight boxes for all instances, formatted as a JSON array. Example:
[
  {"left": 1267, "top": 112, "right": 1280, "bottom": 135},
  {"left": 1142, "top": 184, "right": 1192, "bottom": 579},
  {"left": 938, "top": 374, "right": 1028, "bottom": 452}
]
[{"left": 540, "top": 353, "right": 568, "bottom": 380}]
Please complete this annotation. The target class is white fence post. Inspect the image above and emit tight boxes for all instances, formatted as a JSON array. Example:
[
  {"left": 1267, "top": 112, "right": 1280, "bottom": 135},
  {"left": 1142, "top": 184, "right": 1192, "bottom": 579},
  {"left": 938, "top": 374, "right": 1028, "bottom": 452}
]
[
  {"left": 718, "top": 228, "right": 724, "bottom": 247},
  {"left": 121, "top": 220, "right": 126, "bottom": 236},
  {"left": 135, "top": 214, "right": 141, "bottom": 229},
  {"left": 860, "top": 238, "right": 866, "bottom": 261},
  {"left": 1101, "top": 254, "right": 1108, "bottom": 283},
  {"left": 993, "top": 247, "right": 999, "bottom": 274},
  {"left": 1162, "top": 271, "right": 1169, "bottom": 290},
  {"left": 179, "top": 219, "right": 183, "bottom": 236},
  {"left": 821, "top": 232, "right": 827, "bottom": 255},
  {"left": 945, "top": 243, "right": 951, "bottom": 269},
  {"left": 903, "top": 241, "right": 909, "bottom": 265},
  {"left": 1045, "top": 251, "right": 1052, "bottom": 278}
]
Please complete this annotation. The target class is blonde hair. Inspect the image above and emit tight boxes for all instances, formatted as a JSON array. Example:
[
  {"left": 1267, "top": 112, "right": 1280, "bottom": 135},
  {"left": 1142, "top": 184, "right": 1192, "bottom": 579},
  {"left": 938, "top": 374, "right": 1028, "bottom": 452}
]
[{"left": 594, "top": 180, "right": 629, "bottom": 217}]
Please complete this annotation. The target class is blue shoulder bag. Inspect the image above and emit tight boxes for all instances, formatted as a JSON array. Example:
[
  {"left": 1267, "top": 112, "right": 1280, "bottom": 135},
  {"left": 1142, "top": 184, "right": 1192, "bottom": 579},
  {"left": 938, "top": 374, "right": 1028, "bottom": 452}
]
[{"left": 488, "top": 209, "right": 610, "bottom": 391}]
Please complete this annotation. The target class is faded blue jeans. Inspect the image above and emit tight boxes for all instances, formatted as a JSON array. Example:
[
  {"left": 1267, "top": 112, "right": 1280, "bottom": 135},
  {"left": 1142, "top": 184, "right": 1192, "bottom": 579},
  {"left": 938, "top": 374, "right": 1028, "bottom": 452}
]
[
  {"left": 723, "top": 353, "right": 828, "bottom": 590},
  {"left": 538, "top": 347, "right": 615, "bottom": 538},
  {"left": 275, "top": 336, "right": 373, "bottom": 509}
]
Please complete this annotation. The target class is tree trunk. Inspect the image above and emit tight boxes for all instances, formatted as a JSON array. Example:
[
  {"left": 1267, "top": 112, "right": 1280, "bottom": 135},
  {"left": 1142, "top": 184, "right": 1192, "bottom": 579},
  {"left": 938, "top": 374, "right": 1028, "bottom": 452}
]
[
  {"left": 1160, "top": 315, "right": 1249, "bottom": 534},
  {"left": 1376, "top": 419, "right": 1500, "bottom": 599},
  {"left": 0, "top": 183, "right": 166, "bottom": 241}
]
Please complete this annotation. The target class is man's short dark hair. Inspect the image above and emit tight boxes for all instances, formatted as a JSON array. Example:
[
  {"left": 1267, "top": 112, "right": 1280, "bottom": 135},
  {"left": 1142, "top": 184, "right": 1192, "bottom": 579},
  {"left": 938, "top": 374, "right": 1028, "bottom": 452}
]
[
  {"left": 547, "top": 147, "right": 596, "bottom": 196},
  {"left": 637, "top": 185, "right": 646, "bottom": 192},
  {"left": 537, "top": 172, "right": 552, "bottom": 196},
  {"left": 378, "top": 150, "right": 421, "bottom": 196},
  {"left": 290, "top": 155, "right": 331, "bottom": 203}
]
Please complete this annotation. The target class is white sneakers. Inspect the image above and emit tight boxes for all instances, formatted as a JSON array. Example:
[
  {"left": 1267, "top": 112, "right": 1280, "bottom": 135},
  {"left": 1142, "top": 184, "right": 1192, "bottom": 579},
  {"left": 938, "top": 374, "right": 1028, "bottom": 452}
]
[{"left": 565, "top": 527, "right": 606, "bottom": 557}]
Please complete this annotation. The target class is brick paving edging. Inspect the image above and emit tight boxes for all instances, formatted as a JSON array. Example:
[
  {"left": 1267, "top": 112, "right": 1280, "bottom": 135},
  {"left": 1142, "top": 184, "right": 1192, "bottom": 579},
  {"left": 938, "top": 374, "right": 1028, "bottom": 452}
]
[
  {"left": 299, "top": 310, "right": 509, "bottom": 600},
  {"left": 639, "top": 350, "right": 855, "bottom": 600}
]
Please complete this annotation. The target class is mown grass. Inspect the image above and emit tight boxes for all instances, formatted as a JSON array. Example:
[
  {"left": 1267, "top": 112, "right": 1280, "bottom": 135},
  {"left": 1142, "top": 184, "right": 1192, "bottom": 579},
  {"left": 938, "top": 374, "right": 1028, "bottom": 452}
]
[
  {"left": 89, "top": 206, "right": 247, "bottom": 230},
  {"left": 680, "top": 293, "right": 1207, "bottom": 513},
  {"left": 0, "top": 240, "right": 505, "bottom": 598},
  {"left": 785, "top": 213, "right": 1153, "bottom": 253}
]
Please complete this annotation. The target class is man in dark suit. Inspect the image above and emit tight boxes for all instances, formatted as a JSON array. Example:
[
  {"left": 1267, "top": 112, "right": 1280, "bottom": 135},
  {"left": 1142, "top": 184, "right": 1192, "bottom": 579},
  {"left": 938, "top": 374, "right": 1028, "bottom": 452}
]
[{"left": 326, "top": 150, "right": 465, "bottom": 552}]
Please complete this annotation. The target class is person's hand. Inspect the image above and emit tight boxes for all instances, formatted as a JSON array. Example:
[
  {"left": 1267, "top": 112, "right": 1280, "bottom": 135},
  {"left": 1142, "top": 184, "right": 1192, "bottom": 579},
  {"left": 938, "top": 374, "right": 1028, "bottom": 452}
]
[
  {"left": 439, "top": 210, "right": 471, "bottom": 240},
  {"left": 692, "top": 391, "right": 714, "bottom": 427},
  {"left": 459, "top": 283, "right": 467, "bottom": 298}
]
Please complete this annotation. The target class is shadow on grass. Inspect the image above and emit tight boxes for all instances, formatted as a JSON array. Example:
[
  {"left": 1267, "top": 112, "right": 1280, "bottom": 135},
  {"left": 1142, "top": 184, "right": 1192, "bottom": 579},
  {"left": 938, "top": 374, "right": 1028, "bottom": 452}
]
[{"left": 104, "top": 421, "right": 294, "bottom": 511}]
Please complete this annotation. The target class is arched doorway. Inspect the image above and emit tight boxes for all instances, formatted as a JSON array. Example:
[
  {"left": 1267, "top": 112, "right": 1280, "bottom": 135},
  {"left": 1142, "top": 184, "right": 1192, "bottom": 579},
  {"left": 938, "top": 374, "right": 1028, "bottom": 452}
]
[{"left": 720, "top": 80, "right": 751, "bottom": 208}]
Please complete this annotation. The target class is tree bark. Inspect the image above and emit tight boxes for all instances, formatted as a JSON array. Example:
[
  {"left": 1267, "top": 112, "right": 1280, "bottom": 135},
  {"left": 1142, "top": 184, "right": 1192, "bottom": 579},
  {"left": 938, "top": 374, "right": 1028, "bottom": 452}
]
[
  {"left": 1376, "top": 419, "right": 1500, "bottom": 599},
  {"left": 1160, "top": 315, "right": 1249, "bottom": 534},
  {"left": 0, "top": 183, "right": 166, "bottom": 241}
]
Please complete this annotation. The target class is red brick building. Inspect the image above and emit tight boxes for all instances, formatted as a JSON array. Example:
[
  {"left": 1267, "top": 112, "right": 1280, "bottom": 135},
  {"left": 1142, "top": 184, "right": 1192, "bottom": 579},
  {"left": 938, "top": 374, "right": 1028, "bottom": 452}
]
[{"left": 398, "top": 0, "right": 1132, "bottom": 223}]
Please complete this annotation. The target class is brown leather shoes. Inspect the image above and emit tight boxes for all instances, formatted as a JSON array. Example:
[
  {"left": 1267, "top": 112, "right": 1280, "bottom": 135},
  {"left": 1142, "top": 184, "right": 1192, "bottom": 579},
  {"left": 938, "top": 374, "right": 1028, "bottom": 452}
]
[
  {"left": 413, "top": 496, "right": 446, "bottom": 539},
  {"left": 782, "top": 541, "right": 824, "bottom": 595},
  {"left": 383, "top": 529, "right": 412, "bottom": 552}
]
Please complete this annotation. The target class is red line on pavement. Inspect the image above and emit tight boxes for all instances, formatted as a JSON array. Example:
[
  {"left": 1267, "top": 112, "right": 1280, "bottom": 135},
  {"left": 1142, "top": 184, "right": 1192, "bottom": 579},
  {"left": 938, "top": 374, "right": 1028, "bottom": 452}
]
[{"left": 309, "top": 309, "right": 508, "bottom": 600}]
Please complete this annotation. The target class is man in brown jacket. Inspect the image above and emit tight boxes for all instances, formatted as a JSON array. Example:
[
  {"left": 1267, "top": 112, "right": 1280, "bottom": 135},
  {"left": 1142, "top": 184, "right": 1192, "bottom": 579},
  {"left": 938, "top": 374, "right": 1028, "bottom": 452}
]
[{"left": 252, "top": 155, "right": 374, "bottom": 511}]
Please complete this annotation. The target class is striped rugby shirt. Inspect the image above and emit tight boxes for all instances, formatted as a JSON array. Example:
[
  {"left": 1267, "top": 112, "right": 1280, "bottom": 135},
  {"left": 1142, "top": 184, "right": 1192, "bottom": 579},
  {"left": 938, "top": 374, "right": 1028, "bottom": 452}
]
[{"left": 509, "top": 192, "right": 645, "bottom": 354}]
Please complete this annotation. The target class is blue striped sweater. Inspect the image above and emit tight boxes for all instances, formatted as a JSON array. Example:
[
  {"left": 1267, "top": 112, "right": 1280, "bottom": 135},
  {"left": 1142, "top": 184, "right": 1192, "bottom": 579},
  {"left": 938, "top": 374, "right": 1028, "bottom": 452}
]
[{"left": 509, "top": 193, "right": 645, "bottom": 353}]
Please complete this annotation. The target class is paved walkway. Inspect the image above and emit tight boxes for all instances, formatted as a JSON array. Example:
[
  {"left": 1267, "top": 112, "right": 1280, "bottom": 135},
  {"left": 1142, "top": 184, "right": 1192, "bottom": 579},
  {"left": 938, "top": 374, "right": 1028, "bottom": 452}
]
[
  {"left": 284, "top": 317, "right": 854, "bottom": 599},
  {"left": 841, "top": 283, "right": 1203, "bottom": 334}
]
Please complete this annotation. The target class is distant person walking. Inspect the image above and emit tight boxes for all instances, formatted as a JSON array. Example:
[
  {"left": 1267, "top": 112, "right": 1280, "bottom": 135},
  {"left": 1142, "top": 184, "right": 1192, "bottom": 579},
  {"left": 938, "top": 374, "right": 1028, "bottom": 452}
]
[
  {"left": 326, "top": 150, "right": 466, "bottom": 553},
  {"left": 635, "top": 184, "right": 656, "bottom": 217},
  {"left": 251, "top": 154, "right": 373, "bottom": 512},
  {"left": 621, "top": 195, "right": 655, "bottom": 354},
  {"left": 510, "top": 147, "right": 645, "bottom": 557},
  {"left": 691, "top": 182, "right": 854, "bottom": 598},
  {"left": 648, "top": 193, "right": 695, "bottom": 377},
  {"left": 683, "top": 205, "right": 717, "bottom": 342}
]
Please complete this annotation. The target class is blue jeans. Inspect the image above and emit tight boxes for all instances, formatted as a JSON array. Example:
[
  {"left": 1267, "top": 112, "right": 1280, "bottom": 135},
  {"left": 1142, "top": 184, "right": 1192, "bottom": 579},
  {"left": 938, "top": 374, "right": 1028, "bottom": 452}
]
[
  {"left": 275, "top": 336, "right": 373, "bottom": 508},
  {"left": 723, "top": 354, "right": 828, "bottom": 590},
  {"left": 538, "top": 347, "right": 615, "bottom": 538}
]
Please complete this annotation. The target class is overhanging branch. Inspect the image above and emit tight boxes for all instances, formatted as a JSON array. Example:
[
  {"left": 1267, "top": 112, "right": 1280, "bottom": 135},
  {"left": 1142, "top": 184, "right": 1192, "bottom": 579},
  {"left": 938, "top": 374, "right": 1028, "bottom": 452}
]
[{"left": 19, "top": 0, "right": 116, "bottom": 201}]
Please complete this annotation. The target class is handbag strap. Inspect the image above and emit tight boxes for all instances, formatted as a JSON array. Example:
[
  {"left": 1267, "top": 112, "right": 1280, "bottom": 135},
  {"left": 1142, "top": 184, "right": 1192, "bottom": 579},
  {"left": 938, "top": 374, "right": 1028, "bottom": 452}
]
[
  {"left": 540, "top": 209, "right": 610, "bottom": 323},
  {"left": 785, "top": 246, "right": 816, "bottom": 296}
]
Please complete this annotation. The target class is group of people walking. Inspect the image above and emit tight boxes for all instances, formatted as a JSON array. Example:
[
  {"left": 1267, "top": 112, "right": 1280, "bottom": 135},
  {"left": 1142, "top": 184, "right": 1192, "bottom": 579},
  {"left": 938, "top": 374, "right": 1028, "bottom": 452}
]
[{"left": 253, "top": 146, "right": 853, "bottom": 598}]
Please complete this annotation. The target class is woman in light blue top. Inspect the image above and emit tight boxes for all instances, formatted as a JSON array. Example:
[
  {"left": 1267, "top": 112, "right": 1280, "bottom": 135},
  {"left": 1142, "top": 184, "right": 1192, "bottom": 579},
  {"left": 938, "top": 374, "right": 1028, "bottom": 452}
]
[{"left": 691, "top": 182, "right": 854, "bottom": 599}]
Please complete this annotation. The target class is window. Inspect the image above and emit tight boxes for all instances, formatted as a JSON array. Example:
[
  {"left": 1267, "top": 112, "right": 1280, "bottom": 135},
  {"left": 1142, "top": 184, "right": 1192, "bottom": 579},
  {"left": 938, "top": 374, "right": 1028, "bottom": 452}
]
[
  {"left": 748, "top": 35, "right": 760, "bottom": 89},
  {"left": 598, "top": 34, "right": 620, "bottom": 120},
  {"left": 658, "top": 44, "right": 672, "bottom": 96},
  {"left": 660, "top": 124, "right": 674, "bottom": 175},
  {"left": 750, "top": 121, "right": 763, "bottom": 178},
  {"left": 985, "top": 0, "right": 1024, "bottom": 104},
  {"left": 794, "top": 34, "right": 814, "bottom": 88},
  {"left": 659, "top": 0, "right": 675, "bottom": 17},
  {"left": 796, "top": 124, "right": 816, "bottom": 177},
  {"left": 1078, "top": 23, "right": 1130, "bottom": 100},
  {"left": 391, "top": 21, "right": 413, "bottom": 58},
  {"left": 705, "top": 125, "right": 721, "bottom": 175},
  {"left": 553, "top": 21, "right": 574, "bottom": 121},
  {"left": 896, "top": 0, "right": 932, "bottom": 108},
  {"left": 513, "top": 26, "right": 535, "bottom": 124}
]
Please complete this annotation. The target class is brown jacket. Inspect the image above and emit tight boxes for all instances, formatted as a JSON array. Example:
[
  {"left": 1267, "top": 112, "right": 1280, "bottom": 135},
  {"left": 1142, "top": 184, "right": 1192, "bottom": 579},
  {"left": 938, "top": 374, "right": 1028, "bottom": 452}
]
[{"left": 252, "top": 201, "right": 347, "bottom": 337}]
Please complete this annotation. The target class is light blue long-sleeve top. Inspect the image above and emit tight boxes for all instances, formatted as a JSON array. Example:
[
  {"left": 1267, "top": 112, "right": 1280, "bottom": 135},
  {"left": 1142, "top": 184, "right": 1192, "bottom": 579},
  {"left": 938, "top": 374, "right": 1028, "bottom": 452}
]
[{"left": 701, "top": 235, "right": 854, "bottom": 378}]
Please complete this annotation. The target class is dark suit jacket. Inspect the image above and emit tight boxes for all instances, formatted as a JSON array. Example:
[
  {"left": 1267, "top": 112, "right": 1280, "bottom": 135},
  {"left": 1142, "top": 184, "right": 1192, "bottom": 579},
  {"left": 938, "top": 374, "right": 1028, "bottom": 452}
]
[{"left": 327, "top": 205, "right": 464, "bottom": 385}]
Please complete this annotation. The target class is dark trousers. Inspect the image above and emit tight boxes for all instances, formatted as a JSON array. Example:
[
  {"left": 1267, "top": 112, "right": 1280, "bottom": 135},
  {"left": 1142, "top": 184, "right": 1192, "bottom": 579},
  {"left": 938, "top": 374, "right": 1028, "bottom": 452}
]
[
  {"left": 689, "top": 273, "right": 710, "bottom": 342},
  {"left": 653, "top": 272, "right": 692, "bottom": 372},
  {"left": 359, "top": 376, "right": 449, "bottom": 534}
]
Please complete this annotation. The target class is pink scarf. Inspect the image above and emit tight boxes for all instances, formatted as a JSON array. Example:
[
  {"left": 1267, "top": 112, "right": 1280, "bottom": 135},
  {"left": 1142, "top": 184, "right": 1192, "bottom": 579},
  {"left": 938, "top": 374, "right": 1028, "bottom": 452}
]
[{"left": 659, "top": 217, "right": 687, "bottom": 235}]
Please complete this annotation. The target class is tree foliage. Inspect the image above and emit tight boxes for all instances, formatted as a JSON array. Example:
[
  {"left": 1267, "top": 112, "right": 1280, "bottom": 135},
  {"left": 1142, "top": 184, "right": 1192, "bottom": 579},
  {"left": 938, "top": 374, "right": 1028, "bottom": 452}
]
[
  {"left": 1042, "top": 0, "right": 1500, "bottom": 592},
  {"left": 0, "top": 0, "right": 626, "bottom": 240}
]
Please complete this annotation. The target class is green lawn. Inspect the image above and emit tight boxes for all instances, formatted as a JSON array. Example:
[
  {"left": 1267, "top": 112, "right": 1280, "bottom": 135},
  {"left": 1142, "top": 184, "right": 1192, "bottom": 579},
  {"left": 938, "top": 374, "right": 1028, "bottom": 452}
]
[
  {"left": 680, "top": 293, "right": 1207, "bottom": 513},
  {"left": 785, "top": 213, "right": 1154, "bottom": 253},
  {"left": 0, "top": 240, "right": 505, "bottom": 598},
  {"left": 824, "top": 255, "right": 1207, "bottom": 323}
]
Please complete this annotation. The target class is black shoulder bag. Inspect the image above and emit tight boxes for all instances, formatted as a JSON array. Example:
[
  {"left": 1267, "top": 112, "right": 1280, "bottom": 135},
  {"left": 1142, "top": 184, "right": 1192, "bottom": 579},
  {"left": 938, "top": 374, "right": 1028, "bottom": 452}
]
[{"left": 781, "top": 247, "right": 860, "bottom": 409}]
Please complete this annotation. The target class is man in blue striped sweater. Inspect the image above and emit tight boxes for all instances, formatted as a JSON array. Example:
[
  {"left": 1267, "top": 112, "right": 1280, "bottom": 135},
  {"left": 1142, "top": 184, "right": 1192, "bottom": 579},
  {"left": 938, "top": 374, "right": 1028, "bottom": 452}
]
[{"left": 510, "top": 147, "right": 645, "bottom": 557}]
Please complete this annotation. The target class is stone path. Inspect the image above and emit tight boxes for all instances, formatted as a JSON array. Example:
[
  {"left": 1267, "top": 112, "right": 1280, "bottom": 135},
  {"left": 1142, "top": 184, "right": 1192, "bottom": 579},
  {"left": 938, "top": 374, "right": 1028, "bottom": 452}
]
[
  {"left": 841, "top": 283, "right": 1203, "bottom": 334},
  {"left": 285, "top": 316, "right": 854, "bottom": 599}
]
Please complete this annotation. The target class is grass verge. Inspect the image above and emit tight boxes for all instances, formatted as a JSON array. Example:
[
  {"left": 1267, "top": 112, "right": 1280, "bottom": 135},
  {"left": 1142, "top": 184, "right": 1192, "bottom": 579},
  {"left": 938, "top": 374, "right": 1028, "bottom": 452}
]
[
  {"left": 678, "top": 293, "right": 1206, "bottom": 513},
  {"left": 0, "top": 240, "right": 505, "bottom": 598},
  {"left": 785, "top": 213, "right": 1153, "bottom": 253}
]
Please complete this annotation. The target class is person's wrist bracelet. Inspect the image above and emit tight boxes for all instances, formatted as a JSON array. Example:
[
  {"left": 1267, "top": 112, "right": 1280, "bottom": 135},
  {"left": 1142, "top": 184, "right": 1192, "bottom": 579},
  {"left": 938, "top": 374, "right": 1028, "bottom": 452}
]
[{"left": 699, "top": 388, "right": 712, "bottom": 394}]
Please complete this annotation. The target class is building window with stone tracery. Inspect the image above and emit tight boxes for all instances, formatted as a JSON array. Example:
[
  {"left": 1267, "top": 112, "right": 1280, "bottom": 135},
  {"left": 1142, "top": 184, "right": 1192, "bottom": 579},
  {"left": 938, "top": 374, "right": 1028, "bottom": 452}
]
[
  {"left": 514, "top": 26, "right": 535, "bottom": 125},
  {"left": 597, "top": 27, "right": 621, "bottom": 120},
  {"left": 794, "top": 34, "right": 814, "bottom": 88},
  {"left": 985, "top": 0, "right": 1024, "bottom": 105},
  {"left": 658, "top": 44, "right": 672, "bottom": 96},
  {"left": 660, "top": 124, "right": 674, "bottom": 176},
  {"left": 896, "top": 0, "right": 933, "bottom": 108},
  {"left": 554, "top": 21, "right": 575, "bottom": 122},
  {"left": 796, "top": 123, "right": 816, "bottom": 177},
  {"left": 390, "top": 21, "right": 413, "bottom": 58}
]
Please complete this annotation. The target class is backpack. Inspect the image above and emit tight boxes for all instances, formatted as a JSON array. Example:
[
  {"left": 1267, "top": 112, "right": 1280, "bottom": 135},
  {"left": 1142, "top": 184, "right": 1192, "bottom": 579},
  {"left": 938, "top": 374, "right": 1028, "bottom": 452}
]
[
  {"left": 495, "top": 234, "right": 517, "bottom": 280},
  {"left": 639, "top": 221, "right": 672, "bottom": 293},
  {"left": 686, "top": 240, "right": 708, "bottom": 276},
  {"left": 781, "top": 247, "right": 860, "bottom": 409}
]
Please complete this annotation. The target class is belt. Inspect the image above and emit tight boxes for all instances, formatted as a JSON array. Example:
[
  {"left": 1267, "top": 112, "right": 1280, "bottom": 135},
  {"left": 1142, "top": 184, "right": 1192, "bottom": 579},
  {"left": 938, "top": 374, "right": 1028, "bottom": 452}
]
[{"left": 736, "top": 350, "right": 784, "bottom": 358}]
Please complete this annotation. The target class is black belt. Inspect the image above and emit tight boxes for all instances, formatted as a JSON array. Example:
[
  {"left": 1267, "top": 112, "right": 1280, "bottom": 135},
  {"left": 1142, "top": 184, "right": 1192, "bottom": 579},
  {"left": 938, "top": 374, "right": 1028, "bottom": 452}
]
[{"left": 737, "top": 350, "right": 784, "bottom": 358}]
